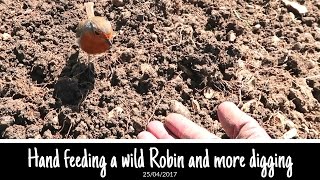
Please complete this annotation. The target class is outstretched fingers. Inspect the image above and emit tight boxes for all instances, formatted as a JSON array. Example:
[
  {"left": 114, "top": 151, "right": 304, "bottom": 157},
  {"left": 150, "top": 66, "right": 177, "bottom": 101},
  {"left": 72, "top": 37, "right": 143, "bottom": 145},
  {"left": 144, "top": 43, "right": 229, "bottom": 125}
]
[{"left": 138, "top": 101, "right": 270, "bottom": 139}]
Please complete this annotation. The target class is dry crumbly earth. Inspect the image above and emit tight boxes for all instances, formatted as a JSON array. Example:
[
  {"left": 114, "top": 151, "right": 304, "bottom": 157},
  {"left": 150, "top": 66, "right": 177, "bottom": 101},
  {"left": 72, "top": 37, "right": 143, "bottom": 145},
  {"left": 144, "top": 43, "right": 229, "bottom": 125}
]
[{"left": 0, "top": 0, "right": 319, "bottom": 139}]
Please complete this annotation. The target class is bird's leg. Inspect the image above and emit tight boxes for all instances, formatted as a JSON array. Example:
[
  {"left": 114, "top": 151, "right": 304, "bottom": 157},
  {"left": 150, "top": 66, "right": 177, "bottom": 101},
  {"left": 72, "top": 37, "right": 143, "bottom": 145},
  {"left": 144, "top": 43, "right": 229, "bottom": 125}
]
[
  {"left": 87, "top": 54, "right": 95, "bottom": 79},
  {"left": 87, "top": 54, "right": 91, "bottom": 64}
]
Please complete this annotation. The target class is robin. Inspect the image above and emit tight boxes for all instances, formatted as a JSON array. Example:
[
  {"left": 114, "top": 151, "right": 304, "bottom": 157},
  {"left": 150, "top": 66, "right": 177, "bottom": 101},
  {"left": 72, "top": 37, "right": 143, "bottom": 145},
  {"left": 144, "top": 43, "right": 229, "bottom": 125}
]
[{"left": 76, "top": 2, "right": 113, "bottom": 60}]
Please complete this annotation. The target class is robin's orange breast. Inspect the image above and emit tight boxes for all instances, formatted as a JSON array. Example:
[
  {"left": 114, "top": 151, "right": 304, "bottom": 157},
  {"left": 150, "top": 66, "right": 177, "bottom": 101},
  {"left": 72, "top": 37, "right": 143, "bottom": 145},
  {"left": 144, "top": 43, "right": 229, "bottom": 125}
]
[{"left": 79, "top": 32, "right": 111, "bottom": 54}]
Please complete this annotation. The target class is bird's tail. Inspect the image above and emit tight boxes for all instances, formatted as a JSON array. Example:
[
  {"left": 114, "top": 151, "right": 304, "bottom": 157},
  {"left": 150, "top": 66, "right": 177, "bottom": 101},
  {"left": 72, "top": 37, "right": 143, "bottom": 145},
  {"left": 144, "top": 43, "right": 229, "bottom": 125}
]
[{"left": 84, "top": 2, "right": 95, "bottom": 18}]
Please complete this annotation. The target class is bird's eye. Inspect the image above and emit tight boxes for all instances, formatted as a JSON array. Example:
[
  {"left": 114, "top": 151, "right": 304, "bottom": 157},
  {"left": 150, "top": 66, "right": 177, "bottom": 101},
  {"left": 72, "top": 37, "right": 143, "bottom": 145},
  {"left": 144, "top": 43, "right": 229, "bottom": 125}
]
[{"left": 94, "top": 30, "right": 100, "bottom": 35}]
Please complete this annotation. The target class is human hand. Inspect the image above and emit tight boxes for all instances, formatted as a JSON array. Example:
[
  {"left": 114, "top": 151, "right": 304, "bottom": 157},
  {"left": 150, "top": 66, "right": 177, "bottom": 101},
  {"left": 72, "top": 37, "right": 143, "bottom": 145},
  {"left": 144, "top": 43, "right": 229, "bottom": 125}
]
[{"left": 137, "top": 101, "right": 270, "bottom": 139}]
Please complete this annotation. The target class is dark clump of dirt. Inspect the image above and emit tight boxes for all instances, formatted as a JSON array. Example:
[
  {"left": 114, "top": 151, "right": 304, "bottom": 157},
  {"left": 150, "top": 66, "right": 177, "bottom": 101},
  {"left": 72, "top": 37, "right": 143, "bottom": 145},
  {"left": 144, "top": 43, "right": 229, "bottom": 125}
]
[{"left": 0, "top": 0, "right": 319, "bottom": 139}]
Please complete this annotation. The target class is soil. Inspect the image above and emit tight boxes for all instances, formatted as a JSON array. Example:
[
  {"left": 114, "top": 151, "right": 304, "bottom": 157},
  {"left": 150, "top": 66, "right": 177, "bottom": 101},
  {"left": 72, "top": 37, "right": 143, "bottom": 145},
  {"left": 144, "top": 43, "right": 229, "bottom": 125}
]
[{"left": 0, "top": 0, "right": 319, "bottom": 139}]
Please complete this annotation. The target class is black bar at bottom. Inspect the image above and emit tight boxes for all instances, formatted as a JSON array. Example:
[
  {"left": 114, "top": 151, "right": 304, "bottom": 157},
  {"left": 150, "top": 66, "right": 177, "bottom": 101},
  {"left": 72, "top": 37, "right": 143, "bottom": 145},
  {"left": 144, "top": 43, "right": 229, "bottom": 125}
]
[{"left": 0, "top": 142, "right": 318, "bottom": 179}]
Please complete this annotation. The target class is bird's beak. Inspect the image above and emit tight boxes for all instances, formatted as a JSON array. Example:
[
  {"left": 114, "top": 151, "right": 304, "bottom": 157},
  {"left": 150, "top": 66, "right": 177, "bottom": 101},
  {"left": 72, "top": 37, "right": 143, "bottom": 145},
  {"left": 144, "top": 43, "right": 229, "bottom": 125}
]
[
  {"left": 103, "top": 33, "right": 113, "bottom": 46},
  {"left": 105, "top": 39, "right": 112, "bottom": 46}
]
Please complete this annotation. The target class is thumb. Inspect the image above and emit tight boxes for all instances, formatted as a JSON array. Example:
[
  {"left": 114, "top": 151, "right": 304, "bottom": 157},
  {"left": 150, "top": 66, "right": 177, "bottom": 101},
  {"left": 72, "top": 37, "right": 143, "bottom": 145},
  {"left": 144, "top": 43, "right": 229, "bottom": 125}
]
[{"left": 217, "top": 101, "right": 271, "bottom": 139}]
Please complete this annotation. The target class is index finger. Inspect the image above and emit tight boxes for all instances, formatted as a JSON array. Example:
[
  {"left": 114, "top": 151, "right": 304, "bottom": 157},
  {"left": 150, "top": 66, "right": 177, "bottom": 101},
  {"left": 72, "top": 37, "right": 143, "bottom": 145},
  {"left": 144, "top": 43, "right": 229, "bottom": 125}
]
[{"left": 165, "top": 113, "right": 219, "bottom": 139}]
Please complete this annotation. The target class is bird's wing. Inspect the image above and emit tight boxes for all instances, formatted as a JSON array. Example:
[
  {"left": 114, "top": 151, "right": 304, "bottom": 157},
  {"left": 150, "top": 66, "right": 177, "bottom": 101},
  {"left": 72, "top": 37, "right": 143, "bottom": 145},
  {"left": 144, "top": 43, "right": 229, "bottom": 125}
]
[{"left": 76, "top": 20, "right": 85, "bottom": 38}]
